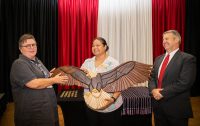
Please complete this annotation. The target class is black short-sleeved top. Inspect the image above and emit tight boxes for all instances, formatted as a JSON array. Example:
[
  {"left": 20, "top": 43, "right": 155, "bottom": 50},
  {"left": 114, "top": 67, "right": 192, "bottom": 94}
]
[{"left": 10, "top": 54, "right": 58, "bottom": 126}]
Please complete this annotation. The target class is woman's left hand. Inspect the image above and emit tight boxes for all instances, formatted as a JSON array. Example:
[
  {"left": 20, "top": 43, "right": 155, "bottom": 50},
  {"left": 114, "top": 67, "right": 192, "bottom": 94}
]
[{"left": 98, "top": 97, "right": 115, "bottom": 110}]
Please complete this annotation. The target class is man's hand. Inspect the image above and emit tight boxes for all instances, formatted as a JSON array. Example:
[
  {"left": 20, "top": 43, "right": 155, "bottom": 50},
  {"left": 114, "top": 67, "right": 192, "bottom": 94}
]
[{"left": 152, "top": 88, "right": 163, "bottom": 100}]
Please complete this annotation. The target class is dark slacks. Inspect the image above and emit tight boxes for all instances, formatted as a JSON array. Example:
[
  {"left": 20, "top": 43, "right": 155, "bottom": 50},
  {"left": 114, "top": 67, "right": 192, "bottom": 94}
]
[
  {"left": 154, "top": 112, "right": 189, "bottom": 126},
  {"left": 85, "top": 106, "right": 122, "bottom": 126}
]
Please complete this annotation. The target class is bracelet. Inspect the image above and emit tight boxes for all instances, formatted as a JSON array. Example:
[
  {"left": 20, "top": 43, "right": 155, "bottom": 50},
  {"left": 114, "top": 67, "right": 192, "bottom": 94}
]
[{"left": 111, "top": 96, "right": 116, "bottom": 102}]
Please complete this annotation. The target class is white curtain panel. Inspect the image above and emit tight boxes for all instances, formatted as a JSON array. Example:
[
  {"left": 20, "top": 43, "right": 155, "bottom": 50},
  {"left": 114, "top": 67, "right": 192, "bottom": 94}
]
[
  {"left": 98, "top": 0, "right": 152, "bottom": 65},
  {"left": 98, "top": 0, "right": 152, "bottom": 87}
]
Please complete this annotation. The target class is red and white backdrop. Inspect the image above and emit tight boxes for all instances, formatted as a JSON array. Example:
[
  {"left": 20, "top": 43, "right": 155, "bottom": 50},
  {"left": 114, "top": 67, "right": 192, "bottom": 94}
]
[{"left": 57, "top": 0, "right": 185, "bottom": 91}]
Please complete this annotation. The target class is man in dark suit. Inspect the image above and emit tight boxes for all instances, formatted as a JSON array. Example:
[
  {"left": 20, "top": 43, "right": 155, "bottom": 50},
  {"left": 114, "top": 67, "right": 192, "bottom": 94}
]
[{"left": 148, "top": 30, "right": 196, "bottom": 126}]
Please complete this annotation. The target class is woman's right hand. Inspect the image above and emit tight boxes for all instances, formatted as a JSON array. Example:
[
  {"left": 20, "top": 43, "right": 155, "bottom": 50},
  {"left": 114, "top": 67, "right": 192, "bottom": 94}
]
[
  {"left": 81, "top": 68, "right": 97, "bottom": 78},
  {"left": 80, "top": 68, "right": 89, "bottom": 74},
  {"left": 81, "top": 68, "right": 91, "bottom": 77}
]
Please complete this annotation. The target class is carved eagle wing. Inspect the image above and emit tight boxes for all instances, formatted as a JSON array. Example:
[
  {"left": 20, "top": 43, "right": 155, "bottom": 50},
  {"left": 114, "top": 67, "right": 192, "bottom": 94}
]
[
  {"left": 51, "top": 61, "right": 152, "bottom": 92},
  {"left": 51, "top": 66, "right": 91, "bottom": 89},
  {"left": 98, "top": 61, "right": 152, "bottom": 92},
  {"left": 51, "top": 61, "right": 152, "bottom": 110}
]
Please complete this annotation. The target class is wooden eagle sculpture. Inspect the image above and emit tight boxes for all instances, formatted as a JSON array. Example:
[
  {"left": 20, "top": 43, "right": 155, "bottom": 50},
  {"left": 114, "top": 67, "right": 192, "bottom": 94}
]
[{"left": 51, "top": 61, "right": 152, "bottom": 110}]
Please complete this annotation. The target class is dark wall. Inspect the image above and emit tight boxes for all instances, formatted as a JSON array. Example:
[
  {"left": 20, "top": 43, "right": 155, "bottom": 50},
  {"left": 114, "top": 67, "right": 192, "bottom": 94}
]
[{"left": 185, "top": 0, "right": 200, "bottom": 96}]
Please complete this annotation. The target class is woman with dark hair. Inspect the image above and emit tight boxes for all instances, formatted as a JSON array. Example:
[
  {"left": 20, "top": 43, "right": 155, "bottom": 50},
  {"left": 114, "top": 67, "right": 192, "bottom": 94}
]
[{"left": 81, "top": 37, "right": 122, "bottom": 126}]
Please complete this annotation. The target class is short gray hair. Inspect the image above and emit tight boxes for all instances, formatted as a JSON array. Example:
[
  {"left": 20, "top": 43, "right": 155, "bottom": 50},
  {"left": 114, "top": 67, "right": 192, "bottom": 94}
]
[
  {"left": 163, "top": 30, "right": 181, "bottom": 44},
  {"left": 18, "top": 34, "right": 36, "bottom": 47}
]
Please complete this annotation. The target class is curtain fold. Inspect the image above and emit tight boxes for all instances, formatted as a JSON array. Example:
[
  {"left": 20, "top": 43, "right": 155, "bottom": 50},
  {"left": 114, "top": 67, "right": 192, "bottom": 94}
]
[
  {"left": 98, "top": 0, "right": 153, "bottom": 65},
  {"left": 58, "top": 0, "right": 98, "bottom": 91},
  {"left": 152, "top": 0, "right": 185, "bottom": 59},
  {"left": 98, "top": 0, "right": 152, "bottom": 87}
]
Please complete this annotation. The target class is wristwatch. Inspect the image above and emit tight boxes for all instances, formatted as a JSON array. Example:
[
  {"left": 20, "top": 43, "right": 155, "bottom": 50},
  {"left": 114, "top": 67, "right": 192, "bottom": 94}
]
[{"left": 111, "top": 96, "right": 116, "bottom": 102}]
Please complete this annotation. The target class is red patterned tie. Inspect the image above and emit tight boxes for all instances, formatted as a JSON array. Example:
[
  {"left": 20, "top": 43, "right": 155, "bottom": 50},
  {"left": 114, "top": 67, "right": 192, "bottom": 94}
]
[{"left": 158, "top": 54, "right": 170, "bottom": 88}]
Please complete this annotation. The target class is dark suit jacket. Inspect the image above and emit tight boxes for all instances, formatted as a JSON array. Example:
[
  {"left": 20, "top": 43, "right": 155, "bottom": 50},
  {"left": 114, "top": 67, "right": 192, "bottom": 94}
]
[{"left": 148, "top": 50, "right": 196, "bottom": 118}]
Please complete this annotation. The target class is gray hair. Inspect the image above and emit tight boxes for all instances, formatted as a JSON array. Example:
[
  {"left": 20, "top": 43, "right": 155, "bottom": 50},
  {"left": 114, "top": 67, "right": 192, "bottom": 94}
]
[
  {"left": 163, "top": 30, "right": 181, "bottom": 44},
  {"left": 18, "top": 34, "right": 36, "bottom": 47}
]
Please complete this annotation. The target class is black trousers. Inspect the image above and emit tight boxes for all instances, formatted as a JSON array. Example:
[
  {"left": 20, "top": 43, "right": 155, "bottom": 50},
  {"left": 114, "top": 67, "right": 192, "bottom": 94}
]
[
  {"left": 154, "top": 112, "right": 189, "bottom": 126},
  {"left": 85, "top": 106, "right": 122, "bottom": 126},
  {"left": 15, "top": 118, "right": 59, "bottom": 126}
]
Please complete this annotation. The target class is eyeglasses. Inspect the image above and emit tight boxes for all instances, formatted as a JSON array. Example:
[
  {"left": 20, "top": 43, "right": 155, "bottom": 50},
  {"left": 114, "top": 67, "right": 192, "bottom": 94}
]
[{"left": 21, "top": 43, "right": 37, "bottom": 49}]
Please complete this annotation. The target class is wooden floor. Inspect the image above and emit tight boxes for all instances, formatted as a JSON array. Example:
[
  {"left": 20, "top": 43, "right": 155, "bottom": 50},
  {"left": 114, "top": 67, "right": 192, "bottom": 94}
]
[{"left": 0, "top": 97, "right": 200, "bottom": 126}]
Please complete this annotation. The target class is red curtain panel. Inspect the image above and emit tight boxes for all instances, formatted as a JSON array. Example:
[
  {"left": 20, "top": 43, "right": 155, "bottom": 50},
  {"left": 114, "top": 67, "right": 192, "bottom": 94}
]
[
  {"left": 58, "top": 0, "right": 98, "bottom": 91},
  {"left": 152, "top": 0, "right": 185, "bottom": 60}
]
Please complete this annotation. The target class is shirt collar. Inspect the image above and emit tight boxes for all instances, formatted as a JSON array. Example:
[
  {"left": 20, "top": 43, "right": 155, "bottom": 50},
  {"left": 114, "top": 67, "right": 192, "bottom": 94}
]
[{"left": 165, "top": 48, "right": 179, "bottom": 57}]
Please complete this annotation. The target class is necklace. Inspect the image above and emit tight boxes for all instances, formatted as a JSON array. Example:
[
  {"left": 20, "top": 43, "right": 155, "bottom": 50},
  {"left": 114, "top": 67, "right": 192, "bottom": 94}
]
[{"left": 95, "top": 54, "right": 108, "bottom": 68}]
